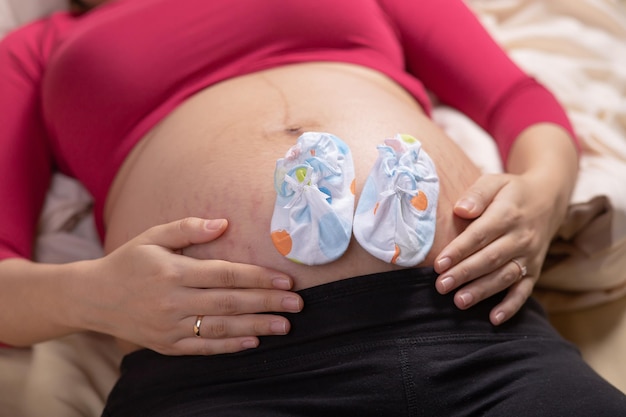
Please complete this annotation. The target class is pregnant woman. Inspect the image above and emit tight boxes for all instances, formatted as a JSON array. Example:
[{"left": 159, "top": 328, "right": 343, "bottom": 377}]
[{"left": 1, "top": 0, "right": 624, "bottom": 415}]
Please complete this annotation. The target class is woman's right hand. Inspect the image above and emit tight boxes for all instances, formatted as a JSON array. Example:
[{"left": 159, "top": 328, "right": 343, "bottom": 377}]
[{"left": 78, "top": 217, "right": 303, "bottom": 356}]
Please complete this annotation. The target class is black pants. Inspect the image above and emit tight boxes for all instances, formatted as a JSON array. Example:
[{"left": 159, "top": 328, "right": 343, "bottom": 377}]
[{"left": 103, "top": 268, "right": 626, "bottom": 416}]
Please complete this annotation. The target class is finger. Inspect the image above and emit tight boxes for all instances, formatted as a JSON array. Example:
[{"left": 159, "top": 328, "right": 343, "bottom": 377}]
[
  {"left": 187, "top": 288, "right": 303, "bottom": 316},
  {"left": 451, "top": 261, "right": 523, "bottom": 310},
  {"left": 184, "top": 313, "right": 291, "bottom": 341},
  {"left": 181, "top": 259, "right": 295, "bottom": 290},
  {"left": 169, "top": 312, "right": 297, "bottom": 356},
  {"left": 435, "top": 234, "right": 518, "bottom": 292},
  {"left": 140, "top": 217, "right": 228, "bottom": 250},
  {"left": 434, "top": 213, "right": 510, "bottom": 275},
  {"left": 453, "top": 174, "right": 507, "bottom": 219},
  {"left": 169, "top": 336, "right": 261, "bottom": 356},
  {"left": 489, "top": 277, "right": 535, "bottom": 326}
]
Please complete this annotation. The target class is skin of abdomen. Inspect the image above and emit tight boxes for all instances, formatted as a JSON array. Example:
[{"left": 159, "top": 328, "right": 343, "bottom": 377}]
[{"left": 104, "top": 63, "right": 480, "bottom": 290}]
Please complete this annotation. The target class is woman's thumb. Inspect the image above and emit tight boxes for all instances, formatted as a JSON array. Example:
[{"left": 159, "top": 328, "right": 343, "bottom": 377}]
[{"left": 140, "top": 217, "right": 228, "bottom": 250}]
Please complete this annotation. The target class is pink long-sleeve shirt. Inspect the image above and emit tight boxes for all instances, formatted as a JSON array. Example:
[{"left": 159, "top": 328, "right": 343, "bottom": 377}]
[{"left": 0, "top": 0, "right": 576, "bottom": 261}]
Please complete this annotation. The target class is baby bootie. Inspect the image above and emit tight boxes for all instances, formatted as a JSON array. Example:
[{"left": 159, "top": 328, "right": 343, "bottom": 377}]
[
  {"left": 270, "top": 132, "right": 356, "bottom": 265},
  {"left": 353, "top": 134, "right": 439, "bottom": 266}
]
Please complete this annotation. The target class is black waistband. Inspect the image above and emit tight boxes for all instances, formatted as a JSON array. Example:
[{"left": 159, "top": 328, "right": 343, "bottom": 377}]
[
  {"left": 123, "top": 267, "right": 547, "bottom": 364},
  {"left": 264, "top": 267, "right": 441, "bottom": 347},
  {"left": 113, "top": 267, "right": 554, "bottom": 405}
]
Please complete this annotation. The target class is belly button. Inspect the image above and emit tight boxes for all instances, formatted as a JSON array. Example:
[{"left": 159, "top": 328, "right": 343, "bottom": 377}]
[{"left": 285, "top": 126, "right": 303, "bottom": 135}]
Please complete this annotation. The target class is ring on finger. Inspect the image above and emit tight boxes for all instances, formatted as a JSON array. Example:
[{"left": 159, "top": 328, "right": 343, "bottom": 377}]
[
  {"left": 511, "top": 258, "right": 528, "bottom": 279},
  {"left": 193, "top": 315, "right": 203, "bottom": 338}
]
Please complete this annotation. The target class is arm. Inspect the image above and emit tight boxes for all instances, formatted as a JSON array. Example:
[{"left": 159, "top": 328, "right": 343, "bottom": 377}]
[
  {"left": 381, "top": 0, "right": 579, "bottom": 322},
  {"left": 380, "top": 0, "right": 578, "bottom": 160},
  {"left": 0, "top": 18, "right": 55, "bottom": 263},
  {"left": 0, "top": 17, "right": 70, "bottom": 343},
  {"left": 1, "top": 218, "right": 302, "bottom": 355},
  {"left": 0, "top": 19, "right": 302, "bottom": 354},
  {"left": 435, "top": 125, "right": 577, "bottom": 324}
]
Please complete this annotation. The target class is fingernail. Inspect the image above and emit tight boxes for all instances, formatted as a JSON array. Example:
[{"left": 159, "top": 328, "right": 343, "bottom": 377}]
[
  {"left": 282, "top": 296, "right": 301, "bottom": 312},
  {"left": 437, "top": 257, "right": 452, "bottom": 271},
  {"left": 272, "top": 277, "right": 292, "bottom": 290},
  {"left": 241, "top": 339, "right": 259, "bottom": 349},
  {"left": 270, "top": 320, "right": 287, "bottom": 334},
  {"left": 459, "top": 292, "right": 474, "bottom": 308},
  {"left": 205, "top": 219, "right": 226, "bottom": 231},
  {"left": 456, "top": 199, "right": 475, "bottom": 212},
  {"left": 494, "top": 312, "right": 506, "bottom": 325},
  {"left": 439, "top": 276, "right": 455, "bottom": 292}
]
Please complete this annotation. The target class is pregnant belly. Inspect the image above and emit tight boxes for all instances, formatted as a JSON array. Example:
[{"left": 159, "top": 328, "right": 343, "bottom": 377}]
[{"left": 103, "top": 63, "right": 480, "bottom": 290}]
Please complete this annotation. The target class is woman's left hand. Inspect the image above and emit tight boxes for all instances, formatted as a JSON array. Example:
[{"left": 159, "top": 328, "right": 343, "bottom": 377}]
[
  {"left": 433, "top": 124, "right": 579, "bottom": 325},
  {"left": 433, "top": 172, "right": 554, "bottom": 325}
]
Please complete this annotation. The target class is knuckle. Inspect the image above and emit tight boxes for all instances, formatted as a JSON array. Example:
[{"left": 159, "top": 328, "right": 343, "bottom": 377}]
[
  {"left": 177, "top": 217, "right": 191, "bottom": 234},
  {"left": 154, "top": 297, "right": 177, "bottom": 316},
  {"left": 220, "top": 339, "right": 245, "bottom": 354},
  {"left": 484, "top": 249, "right": 502, "bottom": 266},
  {"left": 178, "top": 216, "right": 207, "bottom": 237},
  {"left": 195, "top": 343, "right": 219, "bottom": 356},
  {"left": 502, "top": 204, "right": 522, "bottom": 221},
  {"left": 518, "top": 229, "right": 534, "bottom": 248},
  {"left": 264, "top": 295, "right": 276, "bottom": 312},
  {"left": 217, "top": 266, "right": 238, "bottom": 288},
  {"left": 254, "top": 272, "right": 267, "bottom": 289},
  {"left": 178, "top": 217, "right": 197, "bottom": 233},
  {"left": 501, "top": 269, "right": 519, "bottom": 285},
  {"left": 469, "top": 228, "right": 488, "bottom": 246},
  {"left": 468, "top": 187, "right": 487, "bottom": 201},
  {"left": 469, "top": 286, "right": 485, "bottom": 302},
  {"left": 193, "top": 340, "right": 242, "bottom": 356},
  {"left": 215, "top": 294, "right": 238, "bottom": 314},
  {"left": 252, "top": 319, "right": 267, "bottom": 335},
  {"left": 207, "top": 319, "right": 229, "bottom": 338},
  {"left": 468, "top": 285, "right": 488, "bottom": 304},
  {"left": 456, "top": 264, "right": 472, "bottom": 282},
  {"left": 156, "top": 262, "right": 184, "bottom": 284},
  {"left": 446, "top": 246, "right": 464, "bottom": 263}
]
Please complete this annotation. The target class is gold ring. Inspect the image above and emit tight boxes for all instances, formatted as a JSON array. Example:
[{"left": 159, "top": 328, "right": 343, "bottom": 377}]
[
  {"left": 511, "top": 258, "right": 528, "bottom": 278},
  {"left": 193, "top": 315, "right": 203, "bottom": 338}
]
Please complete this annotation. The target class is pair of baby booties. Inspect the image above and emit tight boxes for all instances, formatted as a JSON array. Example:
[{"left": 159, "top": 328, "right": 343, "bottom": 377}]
[{"left": 270, "top": 132, "right": 439, "bottom": 267}]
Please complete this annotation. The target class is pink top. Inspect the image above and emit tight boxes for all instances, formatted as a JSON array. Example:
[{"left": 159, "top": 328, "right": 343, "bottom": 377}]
[{"left": 0, "top": 0, "right": 576, "bottom": 260}]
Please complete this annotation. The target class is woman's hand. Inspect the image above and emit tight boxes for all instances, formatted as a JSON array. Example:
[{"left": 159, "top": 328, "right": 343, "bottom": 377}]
[
  {"left": 433, "top": 124, "right": 579, "bottom": 325},
  {"left": 434, "top": 173, "right": 555, "bottom": 324},
  {"left": 76, "top": 217, "right": 302, "bottom": 356}
]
